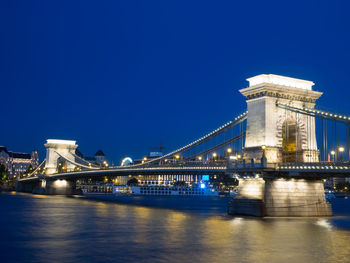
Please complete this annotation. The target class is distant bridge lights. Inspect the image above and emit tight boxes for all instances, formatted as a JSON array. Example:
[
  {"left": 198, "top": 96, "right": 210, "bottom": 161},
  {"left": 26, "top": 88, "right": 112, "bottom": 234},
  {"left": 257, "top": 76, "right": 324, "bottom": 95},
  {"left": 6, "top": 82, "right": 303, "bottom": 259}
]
[
  {"left": 339, "top": 146, "right": 345, "bottom": 162},
  {"left": 331, "top": 150, "right": 336, "bottom": 161},
  {"left": 227, "top": 148, "right": 232, "bottom": 153}
]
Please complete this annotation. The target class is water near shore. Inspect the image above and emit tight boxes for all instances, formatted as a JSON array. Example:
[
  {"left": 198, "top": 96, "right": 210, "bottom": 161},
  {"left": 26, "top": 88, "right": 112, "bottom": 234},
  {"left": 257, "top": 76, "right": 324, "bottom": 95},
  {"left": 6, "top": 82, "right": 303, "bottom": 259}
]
[{"left": 1, "top": 192, "right": 350, "bottom": 263}]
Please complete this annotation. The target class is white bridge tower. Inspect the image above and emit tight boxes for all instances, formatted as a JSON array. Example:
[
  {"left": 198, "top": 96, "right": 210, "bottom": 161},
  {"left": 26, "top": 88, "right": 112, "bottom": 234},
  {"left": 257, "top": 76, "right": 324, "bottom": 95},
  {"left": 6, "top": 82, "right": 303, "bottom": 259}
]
[
  {"left": 44, "top": 139, "right": 78, "bottom": 175},
  {"left": 239, "top": 74, "right": 323, "bottom": 163}
]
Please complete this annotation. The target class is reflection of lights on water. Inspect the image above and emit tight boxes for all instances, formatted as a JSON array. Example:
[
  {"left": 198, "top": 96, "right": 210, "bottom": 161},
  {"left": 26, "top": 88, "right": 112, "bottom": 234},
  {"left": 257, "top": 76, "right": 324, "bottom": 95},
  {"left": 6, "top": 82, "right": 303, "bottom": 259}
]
[
  {"left": 231, "top": 217, "right": 243, "bottom": 225},
  {"left": 32, "top": 194, "right": 48, "bottom": 198},
  {"left": 316, "top": 219, "right": 333, "bottom": 230}
]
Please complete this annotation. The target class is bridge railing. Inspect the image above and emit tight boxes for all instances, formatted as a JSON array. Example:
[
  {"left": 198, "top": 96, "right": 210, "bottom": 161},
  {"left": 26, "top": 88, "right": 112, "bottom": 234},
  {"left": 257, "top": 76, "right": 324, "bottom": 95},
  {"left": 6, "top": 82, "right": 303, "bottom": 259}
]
[{"left": 278, "top": 162, "right": 350, "bottom": 170}]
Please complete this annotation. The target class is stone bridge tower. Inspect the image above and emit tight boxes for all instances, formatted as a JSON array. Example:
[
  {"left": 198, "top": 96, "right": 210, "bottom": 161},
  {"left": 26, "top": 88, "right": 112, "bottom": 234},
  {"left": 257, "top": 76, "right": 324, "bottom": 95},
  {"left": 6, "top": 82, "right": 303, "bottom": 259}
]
[
  {"left": 44, "top": 139, "right": 78, "bottom": 175},
  {"left": 239, "top": 74, "right": 323, "bottom": 163}
]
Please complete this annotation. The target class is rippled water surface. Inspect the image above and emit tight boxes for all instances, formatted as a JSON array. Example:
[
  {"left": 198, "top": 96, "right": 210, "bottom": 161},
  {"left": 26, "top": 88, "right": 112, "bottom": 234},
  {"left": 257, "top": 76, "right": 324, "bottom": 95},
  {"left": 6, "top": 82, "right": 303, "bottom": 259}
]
[{"left": 1, "top": 193, "right": 350, "bottom": 263}]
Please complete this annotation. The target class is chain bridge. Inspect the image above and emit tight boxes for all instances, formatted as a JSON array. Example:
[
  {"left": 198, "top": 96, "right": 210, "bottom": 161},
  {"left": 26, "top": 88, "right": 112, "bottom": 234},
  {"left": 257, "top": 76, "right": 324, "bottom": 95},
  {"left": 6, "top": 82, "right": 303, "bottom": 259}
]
[{"left": 17, "top": 74, "right": 350, "bottom": 217}]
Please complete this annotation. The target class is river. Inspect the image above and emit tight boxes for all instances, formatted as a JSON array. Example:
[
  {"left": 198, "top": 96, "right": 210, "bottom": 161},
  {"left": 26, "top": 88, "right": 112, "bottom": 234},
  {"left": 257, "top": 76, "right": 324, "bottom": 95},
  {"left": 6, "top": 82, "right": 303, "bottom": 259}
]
[{"left": 1, "top": 192, "right": 350, "bottom": 263}]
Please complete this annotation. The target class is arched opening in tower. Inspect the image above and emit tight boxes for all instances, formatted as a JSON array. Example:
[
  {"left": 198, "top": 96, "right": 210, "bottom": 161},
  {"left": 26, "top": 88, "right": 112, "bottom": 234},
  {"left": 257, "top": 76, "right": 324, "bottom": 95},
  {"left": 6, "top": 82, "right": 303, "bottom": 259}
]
[
  {"left": 57, "top": 157, "right": 68, "bottom": 173},
  {"left": 282, "top": 119, "right": 302, "bottom": 163}
]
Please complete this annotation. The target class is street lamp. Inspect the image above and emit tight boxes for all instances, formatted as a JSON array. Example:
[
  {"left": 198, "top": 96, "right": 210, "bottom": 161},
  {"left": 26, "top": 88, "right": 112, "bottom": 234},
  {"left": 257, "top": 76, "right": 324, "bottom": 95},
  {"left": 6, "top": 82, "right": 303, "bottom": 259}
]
[
  {"left": 339, "top": 146, "right": 345, "bottom": 162},
  {"left": 330, "top": 150, "right": 335, "bottom": 162},
  {"left": 197, "top": 156, "right": 202, "bottom": 161},
  {"left": 227, "top": 148, "right": 232, "bottom": 154},
  {"left": 212, "top": 152, "right": 217, "bottom": 161}
]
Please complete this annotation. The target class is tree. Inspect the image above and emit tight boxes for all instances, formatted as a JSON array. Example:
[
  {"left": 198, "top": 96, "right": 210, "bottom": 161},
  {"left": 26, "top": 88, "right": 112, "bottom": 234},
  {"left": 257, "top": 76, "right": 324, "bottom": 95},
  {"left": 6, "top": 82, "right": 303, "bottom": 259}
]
[
  {"left": 127, "top": 177, "right": 139, "bottom": 186},
  {"left": 0, "top": 164, "right": 8, "bottom": 185}
]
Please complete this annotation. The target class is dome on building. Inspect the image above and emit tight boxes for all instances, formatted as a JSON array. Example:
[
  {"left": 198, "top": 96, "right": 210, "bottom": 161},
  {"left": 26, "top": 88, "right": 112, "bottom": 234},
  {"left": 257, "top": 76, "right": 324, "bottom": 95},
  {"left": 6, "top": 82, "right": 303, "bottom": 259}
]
[{"left": 95, "top": 150, "right": 105, "bottom": 157}]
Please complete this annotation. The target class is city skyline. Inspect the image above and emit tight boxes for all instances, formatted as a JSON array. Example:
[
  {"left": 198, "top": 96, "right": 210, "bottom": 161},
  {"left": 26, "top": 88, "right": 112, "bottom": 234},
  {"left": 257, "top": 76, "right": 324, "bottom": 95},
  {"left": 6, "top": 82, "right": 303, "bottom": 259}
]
[{"left": 1, "top": 0, "right": 350, "bottom": 163}]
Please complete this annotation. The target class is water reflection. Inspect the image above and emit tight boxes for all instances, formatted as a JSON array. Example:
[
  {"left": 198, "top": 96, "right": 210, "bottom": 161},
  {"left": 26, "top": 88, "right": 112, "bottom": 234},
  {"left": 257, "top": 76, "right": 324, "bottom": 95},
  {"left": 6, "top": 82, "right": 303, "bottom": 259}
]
[{"left": 1, "top": 193, "right": 350, "bottom": 263}]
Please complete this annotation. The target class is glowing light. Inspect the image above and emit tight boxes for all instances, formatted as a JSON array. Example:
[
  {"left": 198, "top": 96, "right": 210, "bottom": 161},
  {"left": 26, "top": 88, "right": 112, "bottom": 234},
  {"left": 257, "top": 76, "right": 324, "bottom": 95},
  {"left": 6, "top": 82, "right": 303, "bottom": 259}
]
[
  {"left": 231, "top": 217, "right": 243, "bottom": 225},
  {"left": 227, "top": 148, "right": 232, "bottom": 153},
  {"left": 202, "top": 175, "right": 209, "bottom": 181},
  {"left": 339, "top": 146, "right": 345, "bottom": 153},
  {"left": 316, "top": 219, "right": 333, "bottom": 230},
  {"left": 200, "top": 183, "right": 206, "bottom": 189},
  {"left": 247, "top": 74, "right": 314, "bottom": 90},
  {"left": 121, "top": 157, "right": 133, "bottom": 166},
  {"left": 46, "top": 139, "right": 76, "bottom": 146},
  {"left": 212, "top": 152, "right": 217, "bottom": 157},
  {"left": 54, "top": 179, "right": 67, "bottom": 188},
  {"left": 331, "top": 150, "right": 335, "bottom": 156},
  {"left": 198, "top": 156, "right": 202, "bottom": 161},
  {"left": 175, "top": 155, "right": 180, "bottom": 159}
]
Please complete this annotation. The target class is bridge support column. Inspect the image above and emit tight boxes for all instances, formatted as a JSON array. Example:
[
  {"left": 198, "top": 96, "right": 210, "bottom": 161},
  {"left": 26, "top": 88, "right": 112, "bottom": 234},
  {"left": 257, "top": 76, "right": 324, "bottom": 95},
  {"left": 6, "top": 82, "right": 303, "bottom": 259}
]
[
  {"left": 44, "top": 180, "right": 78, "bottom": 195},
  {"left": 228, "top": 177, "right": 332, "bottom": 217}
]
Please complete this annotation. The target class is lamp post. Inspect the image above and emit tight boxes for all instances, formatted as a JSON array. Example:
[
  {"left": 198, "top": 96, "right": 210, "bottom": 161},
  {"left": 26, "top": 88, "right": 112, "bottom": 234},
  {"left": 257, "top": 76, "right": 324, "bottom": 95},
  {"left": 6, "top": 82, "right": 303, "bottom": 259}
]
[
  {"left": 330, "top": 150, "right": 335, "bottom": 162},
  {"left": 338, "top": 146, "right": 345, "bottom": 162},
  {"left": 212, "top": 152, "right": 217, "bottom": 162},
  {"left": 175, "top": 154, "right": 180, "bottom": 164}
]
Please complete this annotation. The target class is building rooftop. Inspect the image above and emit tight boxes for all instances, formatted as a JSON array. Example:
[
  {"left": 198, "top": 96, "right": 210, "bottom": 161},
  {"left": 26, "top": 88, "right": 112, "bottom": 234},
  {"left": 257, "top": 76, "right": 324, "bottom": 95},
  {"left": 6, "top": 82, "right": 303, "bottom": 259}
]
[{"left": 0, "top": 146, "right": 31, "bottom": 159}]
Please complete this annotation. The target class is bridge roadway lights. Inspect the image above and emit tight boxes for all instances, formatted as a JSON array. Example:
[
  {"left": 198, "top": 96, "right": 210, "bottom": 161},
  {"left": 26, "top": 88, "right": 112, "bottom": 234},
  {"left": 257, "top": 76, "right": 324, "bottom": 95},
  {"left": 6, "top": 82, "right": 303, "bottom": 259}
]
[{"left": 228, "top": 177, "right": 332, "bottom": 217}]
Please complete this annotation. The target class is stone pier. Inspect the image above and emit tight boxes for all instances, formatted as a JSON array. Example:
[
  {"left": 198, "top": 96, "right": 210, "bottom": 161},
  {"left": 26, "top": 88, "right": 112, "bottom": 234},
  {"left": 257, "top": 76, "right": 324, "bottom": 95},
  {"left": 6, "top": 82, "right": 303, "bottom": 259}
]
[
  {"left": 228, "top": 178, "right": 332, "bottom": 217},
  {"left": 16, "top": 179, "right": 79, "bottom": 195}
]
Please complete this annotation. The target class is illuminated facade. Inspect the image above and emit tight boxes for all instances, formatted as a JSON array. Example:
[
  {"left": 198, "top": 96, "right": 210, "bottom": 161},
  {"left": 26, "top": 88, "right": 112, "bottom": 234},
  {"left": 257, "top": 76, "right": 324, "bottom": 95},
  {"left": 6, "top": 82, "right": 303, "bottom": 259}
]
[
  {"left": 240, "top": 74, "right": 322, "bottom": 163},
  {"left": 44, "top": 139, "right": 78, "bottom": 175},
  {"left": 0, "top": 146, "right": 39, "bottom": 178}
]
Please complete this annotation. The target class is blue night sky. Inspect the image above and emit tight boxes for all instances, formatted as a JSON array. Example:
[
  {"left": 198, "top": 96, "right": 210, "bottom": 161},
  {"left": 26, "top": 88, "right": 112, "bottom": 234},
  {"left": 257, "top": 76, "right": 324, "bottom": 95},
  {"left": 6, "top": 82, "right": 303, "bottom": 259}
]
[{"left": 1, "top": 0, "right": 350, "bottom": 163}]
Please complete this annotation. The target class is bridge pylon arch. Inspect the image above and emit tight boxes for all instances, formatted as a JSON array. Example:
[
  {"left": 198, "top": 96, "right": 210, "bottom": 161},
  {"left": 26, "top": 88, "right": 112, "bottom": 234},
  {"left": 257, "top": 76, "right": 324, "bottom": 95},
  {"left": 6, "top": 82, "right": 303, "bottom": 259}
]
[
  {"left": 239, "top": 74, "right": 322, "bottom": 163},
  {"left": 44, "top": 139, "right": 78, "bottom": 175}
]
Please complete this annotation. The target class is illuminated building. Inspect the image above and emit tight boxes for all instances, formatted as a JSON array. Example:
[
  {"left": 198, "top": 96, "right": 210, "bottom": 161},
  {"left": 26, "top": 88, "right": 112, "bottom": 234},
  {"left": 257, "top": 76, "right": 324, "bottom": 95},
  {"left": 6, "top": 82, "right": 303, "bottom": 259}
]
[{"left": 0, "top": 146, "right": 39, "bottom": 178}]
